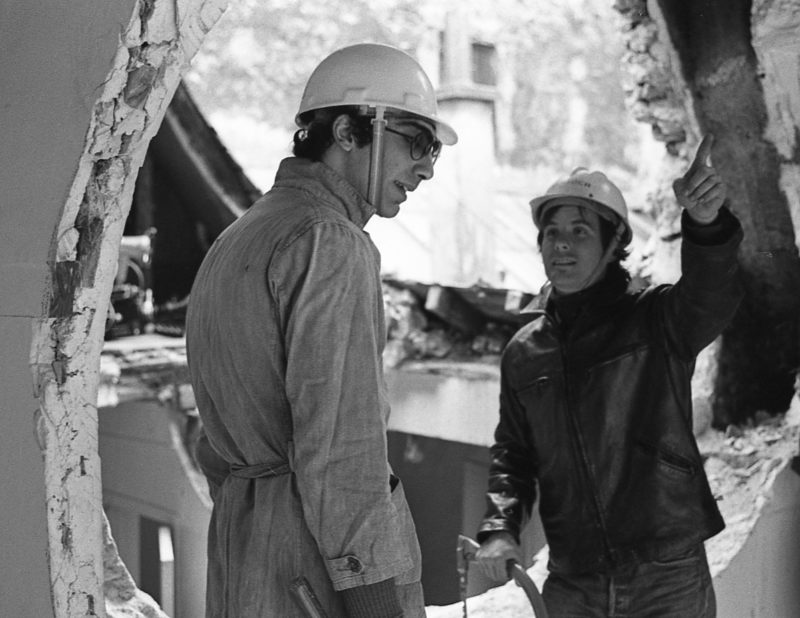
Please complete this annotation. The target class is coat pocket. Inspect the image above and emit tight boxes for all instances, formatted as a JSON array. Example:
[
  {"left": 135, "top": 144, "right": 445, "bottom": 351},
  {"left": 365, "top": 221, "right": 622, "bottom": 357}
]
[
  {"left": 635, "top": 439, "right": 698, "bottom": 479},
  {"left": 390, "top": 477, "right": 423, "bottom": 585}
]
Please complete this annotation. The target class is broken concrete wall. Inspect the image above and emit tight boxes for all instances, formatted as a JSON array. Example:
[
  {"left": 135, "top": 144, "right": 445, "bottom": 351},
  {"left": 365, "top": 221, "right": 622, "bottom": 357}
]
[
  {"left": 615, "top": 0, "right": 800, "bottom": 426},
  {"left": 751, "top": 0, "right": 800, "bottom": 249},
  {"left": 665, "top": 0, "right": 800, "bottom": 424},
  {"left": 609, "top": 0, "right": 800, "bottom": 614},
  {"left": 614, "top": 0, "right": 720, "bottom": 434},
  {"left": 1, "top": 3, "right": 139, "bottom": 615},
  {"left": 713, "top": 4, "right": 800, "bottom": 607},
  {"left": 99, "top": 394, "right": 211, "bottom": 617},
  {"left": 0, "top": 0, "right": 226, "bottom": 616},
  {"left": 102, "top": 509, "right": 170, "bottom": 618},
  {"left": 713, "top": 464, "right": 800, "bottom": 616}
]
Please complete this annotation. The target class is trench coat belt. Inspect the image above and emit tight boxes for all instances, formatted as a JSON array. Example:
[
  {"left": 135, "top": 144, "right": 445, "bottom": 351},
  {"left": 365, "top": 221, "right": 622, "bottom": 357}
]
[{"left": 229, "top": 461, "right": 291, "bottom": 479}]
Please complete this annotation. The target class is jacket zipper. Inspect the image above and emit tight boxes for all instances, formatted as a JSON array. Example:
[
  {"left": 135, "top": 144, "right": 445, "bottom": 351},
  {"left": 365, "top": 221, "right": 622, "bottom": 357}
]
[{"left": 558, "top": 323, "right": 616, "bottom": 564}]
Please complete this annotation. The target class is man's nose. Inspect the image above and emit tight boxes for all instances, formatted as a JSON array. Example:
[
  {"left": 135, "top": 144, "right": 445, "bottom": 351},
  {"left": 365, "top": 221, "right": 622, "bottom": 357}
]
[
  {"left": 414, "top": 156, "right": 434, "bottom": 181},
  {"left": 554, "top": 235, "right": 569, "bottom": 251}
]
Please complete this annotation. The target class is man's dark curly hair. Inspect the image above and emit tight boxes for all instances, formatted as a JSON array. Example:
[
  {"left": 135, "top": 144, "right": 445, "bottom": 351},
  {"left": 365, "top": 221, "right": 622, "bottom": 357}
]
[{"left": 293, "top": 106, "right": 373, "bottom": 161}]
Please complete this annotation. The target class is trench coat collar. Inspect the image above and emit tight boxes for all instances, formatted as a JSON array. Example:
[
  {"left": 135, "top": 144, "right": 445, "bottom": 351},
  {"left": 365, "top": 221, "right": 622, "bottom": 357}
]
[{"left": 273, "top": 157, "right": 376, "bottom": 229}]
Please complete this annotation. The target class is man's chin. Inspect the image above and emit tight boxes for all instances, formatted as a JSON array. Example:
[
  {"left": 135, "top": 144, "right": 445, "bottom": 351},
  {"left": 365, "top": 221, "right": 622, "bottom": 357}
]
[
  {"left": 377, "top": 203, "right": 401, "bottom": 218},
  {"left": 549, "top": 276, "right": 581, "bottom": 295}
]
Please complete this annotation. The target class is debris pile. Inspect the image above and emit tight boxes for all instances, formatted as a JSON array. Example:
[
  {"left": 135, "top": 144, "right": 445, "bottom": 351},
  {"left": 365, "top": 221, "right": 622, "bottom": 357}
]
[
  {"left": 382, "top": 280, "right": 533, "bottom": 369},
  {"left": 699, "top": 407, "right": 800, "bottom": 577}
]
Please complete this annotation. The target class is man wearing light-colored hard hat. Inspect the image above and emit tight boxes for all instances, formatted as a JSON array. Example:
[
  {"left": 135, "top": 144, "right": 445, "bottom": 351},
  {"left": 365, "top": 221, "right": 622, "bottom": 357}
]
[
  {"left": 475, "top": 136, "right": 744, "bottom": 617},
  {"left": 186, "top": 43, "right": 456, "bottom": 617}
]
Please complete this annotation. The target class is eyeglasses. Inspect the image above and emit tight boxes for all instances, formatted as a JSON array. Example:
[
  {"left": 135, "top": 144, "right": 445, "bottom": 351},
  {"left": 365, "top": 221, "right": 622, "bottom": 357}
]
[{"left": 384, "top": 126, "right": 442, "bottom": 163}]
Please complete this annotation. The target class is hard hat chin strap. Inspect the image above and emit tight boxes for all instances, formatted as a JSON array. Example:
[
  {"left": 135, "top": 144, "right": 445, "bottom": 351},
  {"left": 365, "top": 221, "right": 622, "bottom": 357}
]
[
  {"left": 554, "top": 233, "right": 620, "bottom": 295},
  {"left": 367, "top": 106, "right": 387, "bottom": 210},
  {"left": 582, "top": 234, "right": 620, "bottom": 290}
]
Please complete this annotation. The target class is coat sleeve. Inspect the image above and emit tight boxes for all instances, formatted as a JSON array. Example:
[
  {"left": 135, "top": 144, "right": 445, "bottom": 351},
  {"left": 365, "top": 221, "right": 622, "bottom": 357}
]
[
  {"left": 658, "top": 206, "right": 744, "bottom": 359},
  {"left": 477, "top": 348, "right": 538, "bottom": 544},
  {"left": 271, "top": 219, "right": 413, "bottom": 590}
]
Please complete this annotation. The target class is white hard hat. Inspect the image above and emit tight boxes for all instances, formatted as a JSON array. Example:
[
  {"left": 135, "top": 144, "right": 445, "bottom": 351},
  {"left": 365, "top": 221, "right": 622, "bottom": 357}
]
[
  {"left": 529, "top": 168, "right": 632, "bottom": 247},
  {"left": 295, "top": 43, "right": 458, "bottom": 146}
]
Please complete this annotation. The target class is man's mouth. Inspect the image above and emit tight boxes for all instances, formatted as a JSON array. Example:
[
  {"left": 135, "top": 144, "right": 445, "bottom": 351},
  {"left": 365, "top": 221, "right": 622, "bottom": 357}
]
[
  {"left": 552, "top": 257, "right": 576, "bottom": 266},
  {"left": 394, "top": 181, "right": 414, "bottom": 202}
]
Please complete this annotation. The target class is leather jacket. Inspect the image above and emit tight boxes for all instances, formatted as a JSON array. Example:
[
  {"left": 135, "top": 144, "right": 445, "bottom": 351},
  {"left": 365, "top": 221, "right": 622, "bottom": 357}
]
[{"left": 478, "top": 208, "right": 744, "bottom": 574}]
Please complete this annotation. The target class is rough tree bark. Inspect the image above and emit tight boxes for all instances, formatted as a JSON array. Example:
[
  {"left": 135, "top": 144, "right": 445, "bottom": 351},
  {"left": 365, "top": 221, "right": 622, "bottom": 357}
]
[{"left": 615, "top": 0, "right": 800, "bottom": 426}]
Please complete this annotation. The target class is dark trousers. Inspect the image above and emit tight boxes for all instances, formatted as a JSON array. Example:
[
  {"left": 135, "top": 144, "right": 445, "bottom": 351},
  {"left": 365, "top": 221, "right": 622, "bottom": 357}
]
[{"left": 542, "top": 545, "right": 715, "bottom": 617}]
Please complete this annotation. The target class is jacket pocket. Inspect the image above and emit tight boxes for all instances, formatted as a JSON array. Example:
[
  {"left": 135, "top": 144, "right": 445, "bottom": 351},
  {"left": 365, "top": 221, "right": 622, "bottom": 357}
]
[
  {"left": 586, "top": 341, "right": 650, "bottom": 374},
  {"left": 389, "top": 477, "right": 422, "bottom": 585},
  {"left": 516, "top": 375, "right": 553, "bottom": 398},
  {"left": 635, "top": 440, "right": 698, "bottom": 479},
  {"left": 515, "top": 375, "right": 564, "bottom": 444},
  {"left": 650, "top": 545, "right": 703, "bottom": 567}
]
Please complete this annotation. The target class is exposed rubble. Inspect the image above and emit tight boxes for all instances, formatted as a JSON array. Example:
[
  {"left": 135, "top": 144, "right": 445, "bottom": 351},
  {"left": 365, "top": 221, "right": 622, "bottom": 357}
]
[
  {"left": 102, "top": 510, "right": 169, "bottom": 618},
  {"left": 701, "top": 404, "right": 800, "bottom": 577},
  {"left": 382, "top": 280, "right": 531, "bottom": 369}
]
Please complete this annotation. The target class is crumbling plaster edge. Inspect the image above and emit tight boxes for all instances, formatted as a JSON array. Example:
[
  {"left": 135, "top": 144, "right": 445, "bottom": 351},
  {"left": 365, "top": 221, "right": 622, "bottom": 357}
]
[
  {"left": 751, "top": 0, "right": 800, "bottom": 253},
  {"left": 707, "top": 394, "right": 800, "bottom": 580},
  {"left": 707, "top": 454, "right": 798, "bottom": 579},
  {"left": 27, "top": 1, "right": 228, "bottom": 616}
]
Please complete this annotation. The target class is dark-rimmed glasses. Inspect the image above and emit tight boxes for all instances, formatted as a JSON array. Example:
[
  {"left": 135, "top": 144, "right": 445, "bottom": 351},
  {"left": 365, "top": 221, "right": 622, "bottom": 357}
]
[{"left": 384, "top": 126, "right": 442, "bottom": 163}]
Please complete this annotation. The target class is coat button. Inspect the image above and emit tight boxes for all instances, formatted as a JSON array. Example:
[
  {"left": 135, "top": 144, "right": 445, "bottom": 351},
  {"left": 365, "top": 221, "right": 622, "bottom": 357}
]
[{"left": 347, "top": 556, "right": 363, "bottom": 573}]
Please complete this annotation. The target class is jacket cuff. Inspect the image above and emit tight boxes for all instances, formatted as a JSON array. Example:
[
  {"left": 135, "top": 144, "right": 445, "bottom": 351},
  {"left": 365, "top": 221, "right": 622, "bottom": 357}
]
[
  {"left": 340, "top": 578, "right": 402, "bottom": 618},
  {"left": 326, "top": 553, "right": 413, "bottom": 591},
  {"left": 477, "top": 519, "right": 521, "bottom": 545},
  {"left": 682, "top": 205, "right": 740, "bottom": 246}
]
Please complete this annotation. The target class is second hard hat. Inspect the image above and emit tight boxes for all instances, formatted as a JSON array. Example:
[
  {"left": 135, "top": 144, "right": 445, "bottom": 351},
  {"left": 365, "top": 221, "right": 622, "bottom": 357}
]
[
  {"left": 295, "top": 43, "right": 458, "bottom": 145},
  {"left": 529, "top": 168, "right": 632, "bottom": 246}
]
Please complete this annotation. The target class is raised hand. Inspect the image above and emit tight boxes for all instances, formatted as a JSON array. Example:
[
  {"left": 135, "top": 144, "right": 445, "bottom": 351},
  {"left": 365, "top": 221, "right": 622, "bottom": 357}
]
[{"left": 672, "top": 134, "right": 726, "bottom": 224}]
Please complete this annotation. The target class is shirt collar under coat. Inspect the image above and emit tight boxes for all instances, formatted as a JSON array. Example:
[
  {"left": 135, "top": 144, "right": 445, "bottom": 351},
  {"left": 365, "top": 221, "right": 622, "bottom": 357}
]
[{"left": 272, "top": 157, "right": 376, "bottom": 229}]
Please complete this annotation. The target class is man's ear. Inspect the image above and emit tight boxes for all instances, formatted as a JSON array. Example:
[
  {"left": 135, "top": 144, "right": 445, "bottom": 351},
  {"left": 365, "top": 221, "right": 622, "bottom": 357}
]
[{"left": 331, "top": 114, "right": 355, "bottom": 152}]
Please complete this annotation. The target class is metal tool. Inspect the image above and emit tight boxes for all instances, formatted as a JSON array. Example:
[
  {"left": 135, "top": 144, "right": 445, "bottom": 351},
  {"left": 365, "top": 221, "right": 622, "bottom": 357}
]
[
  {"left": 290, "top": 576, "right": 328, "bottom": 618},
  {"left": 457, "top": 535, "right": 549, "bottom": 618}
]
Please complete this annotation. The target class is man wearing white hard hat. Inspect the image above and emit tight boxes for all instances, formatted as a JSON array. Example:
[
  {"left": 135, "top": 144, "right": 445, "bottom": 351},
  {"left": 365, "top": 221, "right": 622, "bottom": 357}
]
[
  {"left": 186, "top": 43, "right": 457, "bottom": 617},
  {"left": 475, "top": 136, "right": 743, "bottom": 617}
]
